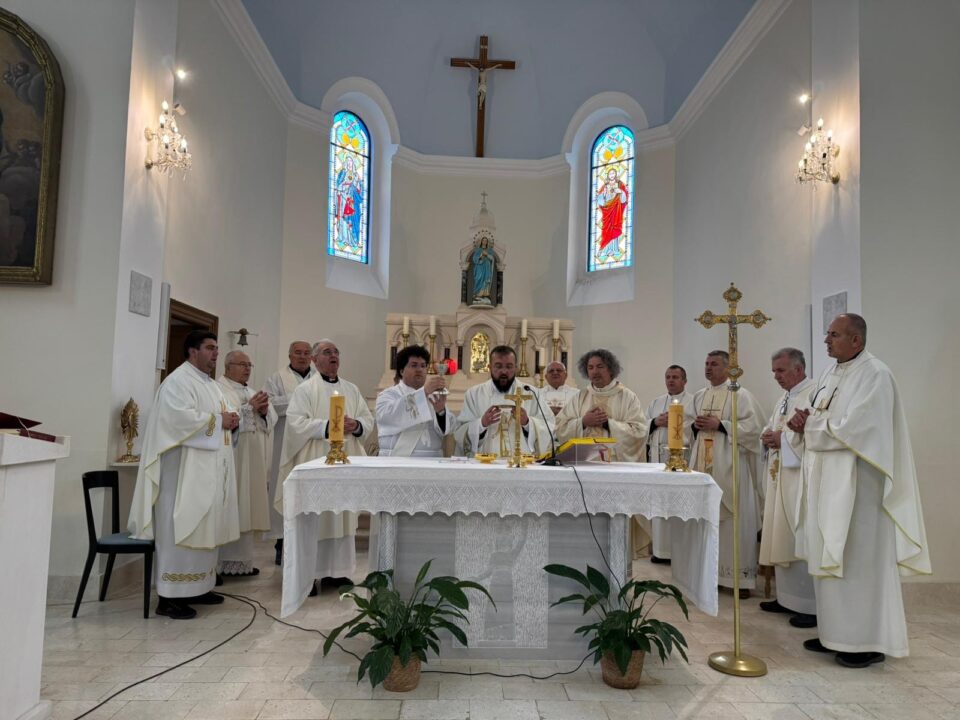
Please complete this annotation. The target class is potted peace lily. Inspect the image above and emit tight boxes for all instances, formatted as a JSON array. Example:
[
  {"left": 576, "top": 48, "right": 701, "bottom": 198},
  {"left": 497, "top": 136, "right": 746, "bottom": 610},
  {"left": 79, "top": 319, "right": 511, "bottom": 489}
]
[
  {"left": 323, "top": 560, "right": 494, "bottom": 691},
  {"left": 544, "top": 563, "right": 689, "bottom": 689}
]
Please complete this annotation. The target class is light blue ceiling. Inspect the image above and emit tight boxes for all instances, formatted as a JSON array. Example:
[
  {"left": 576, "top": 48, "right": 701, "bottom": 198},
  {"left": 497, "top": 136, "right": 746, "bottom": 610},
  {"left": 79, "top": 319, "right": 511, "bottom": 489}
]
[{"left": 242, "top": 0, "right": 755, "bottom": 159}]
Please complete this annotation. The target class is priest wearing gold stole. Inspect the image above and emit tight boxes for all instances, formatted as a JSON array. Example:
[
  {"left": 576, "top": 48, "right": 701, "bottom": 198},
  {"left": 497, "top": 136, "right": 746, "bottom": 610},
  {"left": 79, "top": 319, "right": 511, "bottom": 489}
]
[
  {"left": 757, "top": 348, "right": 816, "bottom": 627},
  {"left": 690, "top": 350, "right": 765, "bottom": 596},
  {"left": 129, "top": 331, "right": 240, "bottom": 619},
  {"left": 216, "top": 350, "right": 277, "bottom": 577},
  {"left": 646, "top": 365, "right": 694, "bottom": 564},
  {"left": 556, "top": 349, "right": 649, "bottom": 555},
  {"left": 788, "top": 315, "right": 930, "bottom": 668},
  {"left": 456, "top": 345, "right": 551, "bottom": 457},
  {"left": 376, "top": 345, "right": 453, "bottom": 457},
  {"left": 277, "top": 339, "right": 374, "bottom": 594},
  {"left": 263, "top": 341, "right": 316, "bottom": 564}
]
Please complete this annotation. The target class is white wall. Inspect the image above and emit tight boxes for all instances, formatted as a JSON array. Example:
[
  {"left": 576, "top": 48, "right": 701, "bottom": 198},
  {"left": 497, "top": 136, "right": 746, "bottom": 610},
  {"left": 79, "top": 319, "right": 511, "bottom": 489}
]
[
  {"left": 859, "top": 0, "right": 960, "bottom": 582},
  {"left": 163, "top": 0, "right": 288, "bottom": 390},
  {"left": 0, "top": 0, "right": 135, "bottom": 593},
  {"left": 674, "top": 0, "right": 813, "bottom": 414}
]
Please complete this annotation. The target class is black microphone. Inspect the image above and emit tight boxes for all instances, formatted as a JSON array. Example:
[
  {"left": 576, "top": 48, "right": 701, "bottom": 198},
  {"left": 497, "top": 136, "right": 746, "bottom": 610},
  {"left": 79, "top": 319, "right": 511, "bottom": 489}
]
[{"left": 523, "top": 384, "right": 561, "bottom": 466}]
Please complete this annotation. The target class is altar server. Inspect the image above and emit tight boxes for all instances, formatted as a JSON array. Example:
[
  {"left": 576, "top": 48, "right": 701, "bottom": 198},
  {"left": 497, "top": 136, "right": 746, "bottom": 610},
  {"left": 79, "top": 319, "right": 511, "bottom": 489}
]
[
  {"left": 788, "top": 315, "right": 930, "bottom": 667},
  {"left": 216, "top": 350, "right": 277, "bottom": 577},
  {"left": 376, "top": 345, "right": 453, "bottom": 457},
  {"left": 690, "top": 350, "right": 765, "bottom": 596},
  {"left": 129, "top": 331, "right": 239, "bottom": 619}
]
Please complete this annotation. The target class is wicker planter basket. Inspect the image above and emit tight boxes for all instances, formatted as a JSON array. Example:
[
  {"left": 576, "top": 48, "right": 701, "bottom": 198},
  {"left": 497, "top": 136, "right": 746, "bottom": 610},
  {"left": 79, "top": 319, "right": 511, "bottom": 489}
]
[
  {"left": 382, "top": 656, "right": 422, "bottom": 692},
  {"left": 600, "top": 650, "right": 645, "bottom": 689}
]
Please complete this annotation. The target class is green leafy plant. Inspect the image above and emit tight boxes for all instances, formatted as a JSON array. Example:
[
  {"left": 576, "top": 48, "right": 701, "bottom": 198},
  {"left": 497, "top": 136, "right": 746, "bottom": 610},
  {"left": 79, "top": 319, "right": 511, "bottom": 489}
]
[
  {"left": 544, "top": 563, "right": 689, "bottom": 675},
  {"left": 323, "top": 560, "right": 495, "bottom": 687}
]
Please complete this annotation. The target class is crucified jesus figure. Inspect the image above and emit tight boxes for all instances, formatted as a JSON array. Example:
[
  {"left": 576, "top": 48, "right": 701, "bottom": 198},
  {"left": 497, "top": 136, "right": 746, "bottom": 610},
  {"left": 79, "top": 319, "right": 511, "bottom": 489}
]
[{"left": 466, "top": 63, "right": 501, "bottom": 109}]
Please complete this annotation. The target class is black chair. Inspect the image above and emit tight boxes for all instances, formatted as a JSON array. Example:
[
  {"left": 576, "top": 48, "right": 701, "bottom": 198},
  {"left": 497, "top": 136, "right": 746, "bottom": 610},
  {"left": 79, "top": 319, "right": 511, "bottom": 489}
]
[{"left": 72, "top": 471, "right": 155, "bottom": 619}]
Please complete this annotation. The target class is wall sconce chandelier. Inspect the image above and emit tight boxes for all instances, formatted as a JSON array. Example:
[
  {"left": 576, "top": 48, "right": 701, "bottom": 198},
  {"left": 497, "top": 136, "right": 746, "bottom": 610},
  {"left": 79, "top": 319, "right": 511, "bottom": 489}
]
[
  {"left": 796, "top": 117, "right": 839, "bottom": 185},
  {"left": 145, "top": 100, "right": 191, "bottom": 174}
]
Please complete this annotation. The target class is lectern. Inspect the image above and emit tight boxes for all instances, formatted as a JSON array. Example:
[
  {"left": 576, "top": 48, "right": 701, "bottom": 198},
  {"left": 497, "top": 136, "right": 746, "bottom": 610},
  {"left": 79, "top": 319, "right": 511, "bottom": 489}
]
[{"left": 0, "top": 433, "right": 70, "bottom": 720}]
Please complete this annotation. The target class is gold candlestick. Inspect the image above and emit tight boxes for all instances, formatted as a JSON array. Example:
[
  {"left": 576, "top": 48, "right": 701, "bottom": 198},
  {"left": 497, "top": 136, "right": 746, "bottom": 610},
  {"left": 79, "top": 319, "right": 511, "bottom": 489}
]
[
  {"left": 552, "top": 337, "right": 560, "bottom": 363},
  {"left": 536, "top": 369, "right": 545, "bottom": 389},
  {"left": 665, "top": 446, "right": 690, "bottom": 472},
  {"left": 697, "top": 283, "right": 771, "bottom": 679},
  {"left": 401, "top": 331, "right": 410, "bottom": 349},
  {"left": 325, "top": 439, "right": 350, "bottom": 464},
  {"left": 518, "top": 337, "right": 530, "bottom": 377},
  {"left": 427, "top": 333, "right": 438, "bottom": 374}
]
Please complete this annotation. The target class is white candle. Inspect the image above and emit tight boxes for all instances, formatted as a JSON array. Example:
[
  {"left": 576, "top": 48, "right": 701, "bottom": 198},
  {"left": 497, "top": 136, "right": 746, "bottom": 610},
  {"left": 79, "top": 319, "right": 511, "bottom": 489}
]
[
  {"left": 520, "top": 319, "right": 528, "bottom": 339},
  {"left": 429, "top": 315, "right": 436, "bottom": 335},
  {"left": 552, "top": 319, "right": 560, "bottom": 339},
  {"left": 402, "top": 316, "right": 409, "bottom": 334}
]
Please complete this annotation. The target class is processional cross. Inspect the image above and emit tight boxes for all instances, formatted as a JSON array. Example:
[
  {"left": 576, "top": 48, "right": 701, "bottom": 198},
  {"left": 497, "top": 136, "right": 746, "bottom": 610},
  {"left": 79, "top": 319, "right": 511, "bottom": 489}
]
[
  {"left": 503, "top": 386, "right": 533, "bottom": 468},
  {"left": 695, "top": 283, "right": 770, "bottom": 679},
  {"left": 451, "top": 36, "right": 516, "bottom": 158}
]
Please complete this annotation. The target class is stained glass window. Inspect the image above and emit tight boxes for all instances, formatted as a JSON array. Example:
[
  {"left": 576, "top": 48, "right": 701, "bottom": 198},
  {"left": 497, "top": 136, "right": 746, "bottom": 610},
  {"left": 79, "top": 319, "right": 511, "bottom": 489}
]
[
  {"left": 588, "top": 125, "right": 635, "bottom": 271},
  {"left": 328, "top": 111, "right": 371, "bottom": 263}
]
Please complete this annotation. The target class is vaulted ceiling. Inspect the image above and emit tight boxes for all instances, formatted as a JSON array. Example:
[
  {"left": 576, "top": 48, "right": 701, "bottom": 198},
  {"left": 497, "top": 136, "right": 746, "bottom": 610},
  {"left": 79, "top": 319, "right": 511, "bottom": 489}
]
[{"left": 242, "top": 0, "right": 755, "bottom": 159}]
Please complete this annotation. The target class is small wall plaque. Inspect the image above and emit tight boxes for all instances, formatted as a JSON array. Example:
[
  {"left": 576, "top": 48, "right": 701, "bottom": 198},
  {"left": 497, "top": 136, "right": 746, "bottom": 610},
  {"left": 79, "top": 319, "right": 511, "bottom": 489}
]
[{"left": 129, "top": 271, "right": 152, "bottom": 317}]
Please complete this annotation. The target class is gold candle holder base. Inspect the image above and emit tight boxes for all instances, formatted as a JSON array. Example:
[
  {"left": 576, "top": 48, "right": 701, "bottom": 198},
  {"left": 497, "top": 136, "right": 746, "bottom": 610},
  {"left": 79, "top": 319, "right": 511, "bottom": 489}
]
[
  {"left": 401, "top": 331, "right": 410, "bottom": 349},
  {"left": 708, "top": 651, "right": 767, "bottom": 677},
  {"left": 427, "top": 333, "right": 438, "bottom": 374},
  {"left": 325, "top": 440, "right": 350, "bottom": 465},
  {"left": 117, "top": 454, "right": 140, "bottom": 464},
  {"left": 665, "top": 447, "right": 690, "bottom": 472}
]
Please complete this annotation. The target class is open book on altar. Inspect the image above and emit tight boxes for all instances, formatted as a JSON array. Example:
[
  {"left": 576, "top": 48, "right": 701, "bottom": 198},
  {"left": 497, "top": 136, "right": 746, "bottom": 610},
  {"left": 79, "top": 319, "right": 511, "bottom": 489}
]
[{"left": 541, "top": 437, "right": 616, "bottom": 465}]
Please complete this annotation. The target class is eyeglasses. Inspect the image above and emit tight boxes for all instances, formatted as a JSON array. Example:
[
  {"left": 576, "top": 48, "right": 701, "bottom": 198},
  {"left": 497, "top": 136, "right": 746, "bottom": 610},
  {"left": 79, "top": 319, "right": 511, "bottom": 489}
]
[{"left": 228, "top": 362, "right": 254, "bottom": 369}]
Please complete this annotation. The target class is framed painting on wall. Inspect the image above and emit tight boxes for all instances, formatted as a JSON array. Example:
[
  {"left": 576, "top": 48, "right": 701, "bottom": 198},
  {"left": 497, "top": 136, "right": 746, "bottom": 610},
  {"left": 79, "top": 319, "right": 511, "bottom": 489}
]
[{"left": 0, "top": 8, "right": 64, "bottom": 285}]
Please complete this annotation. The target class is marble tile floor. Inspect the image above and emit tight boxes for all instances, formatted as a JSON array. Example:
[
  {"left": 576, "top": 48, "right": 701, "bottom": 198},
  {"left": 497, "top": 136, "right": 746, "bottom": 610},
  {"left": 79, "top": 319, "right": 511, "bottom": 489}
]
[{"left": 43, "top": 542, "right": 960, "bottom": 720}]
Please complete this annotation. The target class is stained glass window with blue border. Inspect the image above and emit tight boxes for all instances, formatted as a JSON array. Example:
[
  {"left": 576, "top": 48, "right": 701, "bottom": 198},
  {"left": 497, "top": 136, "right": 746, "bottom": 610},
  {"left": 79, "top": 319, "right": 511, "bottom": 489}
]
[
  {"left": 328, "top": 111, "right": 371, "bottom": 263},
  {"left": 588, "top": 125, "right": 635, "bottom": 271}
]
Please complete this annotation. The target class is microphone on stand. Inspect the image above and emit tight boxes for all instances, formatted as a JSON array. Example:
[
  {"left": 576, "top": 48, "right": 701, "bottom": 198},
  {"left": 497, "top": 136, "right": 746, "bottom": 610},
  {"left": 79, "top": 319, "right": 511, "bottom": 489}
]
[{"left": 523, "top": 384, "right": 561, "bottom": 466}]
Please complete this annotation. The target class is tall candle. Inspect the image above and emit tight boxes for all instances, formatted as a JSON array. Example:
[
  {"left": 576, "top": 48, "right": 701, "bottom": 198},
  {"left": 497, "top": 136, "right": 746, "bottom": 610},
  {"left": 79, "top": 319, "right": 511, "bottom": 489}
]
[
  {"left": 329, "top": 391, "right": 345, "bottom": 443},
  {"left": 552, "top": 319, "right": 560, "bottom": 339},
  {"left": 429, "top": 315, "right": 436, "bottom": 335},
  {"left": 402, "top": 316, "right": 409, "bottom": 334},
  {"left": 537, "top": 347, "right": 546, "bottom": 368},
  {"left": 668, "top": 398, "right": 685, "bottom": 450},
  {"left": 520, "top": 319, "right": 528, "bottom": 339}
]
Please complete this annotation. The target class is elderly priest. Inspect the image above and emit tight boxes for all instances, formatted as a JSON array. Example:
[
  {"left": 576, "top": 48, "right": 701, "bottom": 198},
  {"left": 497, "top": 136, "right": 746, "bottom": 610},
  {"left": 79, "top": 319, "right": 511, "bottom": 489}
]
[
  {"left": 788, "top": 314, "right": 930, "bottom": 668},
  {"left": 129, "top": 331, "right": 240, "bottom": 619},
  {"left": 216, "top": 350, "right": 277, "bottom": 577},
  {"left": 277, "top": 339, "right": 374, "bottom": 593},
  {"left": 456, "top": 345, "right": 551, "bottom": 457},
  {"left": 376, "top": 345, "right": 453, "bottom": 457}
]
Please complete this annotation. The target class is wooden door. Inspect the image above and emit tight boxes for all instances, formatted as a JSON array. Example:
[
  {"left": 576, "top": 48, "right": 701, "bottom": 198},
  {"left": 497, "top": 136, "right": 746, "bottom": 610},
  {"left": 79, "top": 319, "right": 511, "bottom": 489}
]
[{"left": 161, "top": 299, "right": 219, "bottom": 382}]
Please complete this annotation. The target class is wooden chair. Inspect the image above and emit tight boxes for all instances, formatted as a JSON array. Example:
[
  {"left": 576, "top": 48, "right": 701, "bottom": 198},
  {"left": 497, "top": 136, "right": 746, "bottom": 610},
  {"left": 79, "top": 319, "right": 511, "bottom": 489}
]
[{"left": 72, "top": 471, "right": 155, "bottom": 619}]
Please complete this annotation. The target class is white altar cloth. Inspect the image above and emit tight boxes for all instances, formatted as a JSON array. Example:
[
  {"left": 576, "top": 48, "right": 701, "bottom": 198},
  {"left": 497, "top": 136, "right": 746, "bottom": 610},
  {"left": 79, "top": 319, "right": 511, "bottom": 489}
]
[{"left": 282, "top": 457, "right": 721, "bottom": 621}]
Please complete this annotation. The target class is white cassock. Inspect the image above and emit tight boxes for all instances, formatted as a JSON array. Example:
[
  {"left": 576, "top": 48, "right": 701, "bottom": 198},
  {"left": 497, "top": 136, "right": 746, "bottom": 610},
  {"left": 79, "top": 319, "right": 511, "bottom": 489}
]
[
  {"left": 456, "top": 379, "right": 552, "bottom": 456},
  {"left": 277, "top": 374, "right": 374, "bottom": 579},
  {"left": 539, "top": 384, "right": 580, "bottom": 434},
  {"left": 216, "top": 376, "right": 278, "bottom": 574},
  {"left": 646, "top": 391, "right": 695, "bottom": 560},
  {"left": 263, "top": 365, "right": 315, "bottom": 539},
  {"left": 794, "top": 351, "right": 930, "bottom": 656},
  {"left": 376, "top": 382, "right": 455, "bottom": 457},
  {"left": 757, "top": 377, "right": 816, "bottom": 614},
  {"left": 129, "top": 362, "right": 239, "bottom": 599},
  {"left": 556, "top": 381, "right": 649, "bottom": 556},
  {"left": 690, "top": 383, "right": 765, "bottom": 590}
]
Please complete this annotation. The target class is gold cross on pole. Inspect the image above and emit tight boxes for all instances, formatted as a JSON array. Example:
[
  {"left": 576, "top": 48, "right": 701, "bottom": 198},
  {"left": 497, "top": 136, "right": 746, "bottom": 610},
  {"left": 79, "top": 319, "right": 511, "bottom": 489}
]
[
  {"left": 695, "top": 284, "right": 771, "bottom": 382},
  {"left": 695, "top": 283, "right": 770, "bottom": 679},
  {"left": 503, "top": 386, "right": 532, "bottom": 468}
]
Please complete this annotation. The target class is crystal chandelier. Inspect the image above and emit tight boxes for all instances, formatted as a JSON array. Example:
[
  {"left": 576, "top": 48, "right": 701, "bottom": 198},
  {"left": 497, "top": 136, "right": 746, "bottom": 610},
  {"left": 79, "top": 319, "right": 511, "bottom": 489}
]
[
  {"left": 796, "top": 117, "right": 839, "bottom": 185},
  {"left": 144, "top": 100, "right": 191, "bottom": 174}
]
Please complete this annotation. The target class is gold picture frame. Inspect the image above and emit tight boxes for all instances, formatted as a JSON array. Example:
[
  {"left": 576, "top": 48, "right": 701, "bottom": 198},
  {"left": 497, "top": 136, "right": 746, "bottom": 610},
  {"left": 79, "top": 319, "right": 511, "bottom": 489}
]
[{"left": 0, "top": 8, "right": 64, "bottom": 285}]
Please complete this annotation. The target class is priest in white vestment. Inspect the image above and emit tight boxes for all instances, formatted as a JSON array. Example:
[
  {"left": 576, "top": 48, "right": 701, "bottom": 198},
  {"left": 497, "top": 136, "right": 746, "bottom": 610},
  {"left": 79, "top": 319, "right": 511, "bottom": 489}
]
[
  {"left": 556, "top": 349, "right": 649, "bottom": 556},
  {"left": 757, "top": 348, "right": 816, "bottom": 626},
  {"left": 690, "top": 350, "right": 765, "bottom": 594},
  {"left": 376, "top": 345, "right": 453, "bottom": 457},
  {"left": 216, "top": 350, "right": 277, "bottom": 576},
  {"left": 456, "top": 345, "right": 551, "bottom": 457},
  {"left": 263, "top": 341, "right": 316, "bottom": 563},
  {"left": 129, "top": 331, "right": 240, "bottom": 619},
  {"left": 278, "top": 340, "right": 374, "bottom": 592},
  {"left": 645, "top": 365, "right": 694, "bottom": 564},
  {"left": 539, "top": 361, "right": 580, "bottom": 433},
  {"left": 788, "top": 314, "right": 930, "bottom": 668}
]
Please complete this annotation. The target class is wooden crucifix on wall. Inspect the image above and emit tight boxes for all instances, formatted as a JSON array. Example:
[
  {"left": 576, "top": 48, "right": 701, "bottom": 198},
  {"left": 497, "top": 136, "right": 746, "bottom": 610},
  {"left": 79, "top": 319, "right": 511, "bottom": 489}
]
[{"left": 451, "top": 36, "right": 516, "bottom": 158}]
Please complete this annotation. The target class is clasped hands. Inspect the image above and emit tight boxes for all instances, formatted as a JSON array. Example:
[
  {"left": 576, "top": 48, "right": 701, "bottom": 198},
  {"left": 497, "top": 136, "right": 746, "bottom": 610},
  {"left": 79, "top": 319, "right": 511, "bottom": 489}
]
[
  {"left": 693, "top": 414, "right": 721, "bottom": 432},
  {"left": 787, "top": 408, "right": 810, "bottom": 433},
  {"left": 582, "top": 405, "right": 608, "bottom": 429},
  {"left": 481, "top": 404, "right": 527, "bottom": 428},
  {"left": 761, "top": 429, "right": 782, "bottom": 449},
  {"left": 220, "top": 411, "right": 240, "bottom": 430},
  {"left": 247, "top": 390, "right": 270, "bottom": 417}
]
